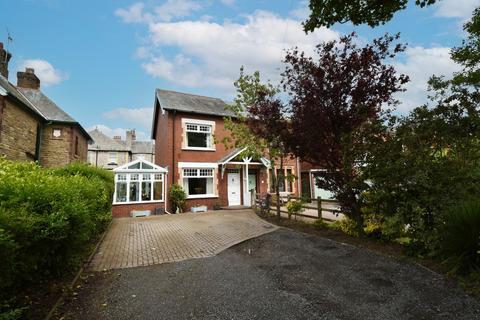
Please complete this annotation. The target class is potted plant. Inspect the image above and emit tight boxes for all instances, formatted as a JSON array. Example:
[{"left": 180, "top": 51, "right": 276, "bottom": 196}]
[
  {"left": 213, "top": 201, "right": 222, "bottom": 210},
  {"left": 169, "top": 184, "right": 186, "bottom": 214}
]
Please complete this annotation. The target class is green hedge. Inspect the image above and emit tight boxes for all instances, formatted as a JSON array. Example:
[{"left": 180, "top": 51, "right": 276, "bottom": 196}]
[{"left": 0, "top": 159, "right": 113, "bottom": 317}]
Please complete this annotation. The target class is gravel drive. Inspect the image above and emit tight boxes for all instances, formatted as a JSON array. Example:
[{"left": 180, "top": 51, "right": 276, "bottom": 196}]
[{"left": 59, "top": 228, "right": 480, "bottom": 320}]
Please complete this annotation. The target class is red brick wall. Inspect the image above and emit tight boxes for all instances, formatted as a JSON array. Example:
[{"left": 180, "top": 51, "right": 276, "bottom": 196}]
[
  {"left": 153, "top": 108, "right": 300, "bottom": 208},
  {"left": 112, "top": 202, "right": 166, "bottom": 218}
]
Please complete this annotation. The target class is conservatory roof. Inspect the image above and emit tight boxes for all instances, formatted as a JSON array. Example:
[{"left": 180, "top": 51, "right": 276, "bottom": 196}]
[{"left": 113, "top": 159, "right": 167, "bottom": 173}]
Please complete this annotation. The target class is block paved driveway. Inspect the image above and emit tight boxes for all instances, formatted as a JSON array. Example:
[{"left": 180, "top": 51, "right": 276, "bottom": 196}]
[{"left": 89, "top": 209, "right": 278, "bottom": 271}]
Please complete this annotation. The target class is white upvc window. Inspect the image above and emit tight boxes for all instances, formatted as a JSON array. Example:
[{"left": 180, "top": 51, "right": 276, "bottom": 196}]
[
  {"left": 114, "top": 172, "right": 164, "bottom": 204},
  {"left": 182, "top": 168, "right": 215, "bottom": 198},
  {"left": 108, "top": 152, "right": 118, "bottom": 165},
  {"left": 186, "top": 123, "right": 212, "bottom": 149}
]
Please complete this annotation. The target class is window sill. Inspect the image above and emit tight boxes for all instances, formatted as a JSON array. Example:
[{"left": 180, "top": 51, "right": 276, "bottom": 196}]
[
  {"left": 182, "top": 147, "right": 216, "bottom": 152},
  {"left": 113, "top": 200, "right": 164, "bottom": 205},
  {"left": 186, "top": 195, "right": 218, "bottom": 199}
]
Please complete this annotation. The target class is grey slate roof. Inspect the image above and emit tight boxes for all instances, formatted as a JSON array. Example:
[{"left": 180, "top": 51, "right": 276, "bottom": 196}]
[
  {"left": 156, "top": 89, "right": 236, "bottom": 118},
  {"left": 18, "top": 88, "right": 76, "bottom": 122},
  {"left": 0, "top": 75, "right": 42, "bottom": 117},
  {"left": 132, "top": 141, "right": 154, "bottom": 154},
  {"left": 0, "top": 75, "right": 91, "bottom": 140},
  {"left": 217, "top": 148, "right": 243, "bottom": 164},
  {"left": 88, "top": 129, "right": 130, "bottom": 151}
]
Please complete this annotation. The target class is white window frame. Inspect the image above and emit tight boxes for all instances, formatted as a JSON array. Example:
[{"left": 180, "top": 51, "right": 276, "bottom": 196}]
[
  {"left": 108, "top": 152, "right": 118, "bottom": 165},
  {"left": 182, "top": 118, "right": 216, "bottom": 151},
  {"left": 179, "top": 162, "right": 217, "bottom": 199},
  {"left": 113, "top": 160, "right": 168, "bottom": 205},
  {"left": 113, "top": 172, "right": 165, "bottom": 204}
]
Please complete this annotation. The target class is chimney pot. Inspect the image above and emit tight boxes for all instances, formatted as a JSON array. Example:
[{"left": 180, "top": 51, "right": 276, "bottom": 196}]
[
  {"left": 26, "top": 67, "right": 35, "bottom": 74},
  {"left": 113, "top": 136, "right": 122, "bottom": 140},
  {"left": 0, "top": 42, "right": 12, "bottom": 79}
]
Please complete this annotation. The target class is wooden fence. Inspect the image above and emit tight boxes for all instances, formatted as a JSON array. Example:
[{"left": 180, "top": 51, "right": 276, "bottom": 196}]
[{"left": 251, "top": 191, "right": 341, "bottom": 222}]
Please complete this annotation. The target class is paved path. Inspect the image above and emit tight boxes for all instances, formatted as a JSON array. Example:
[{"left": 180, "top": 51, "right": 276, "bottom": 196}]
[
  {"left": 61, "top": 228, "right": 480, "bottom": 320},
  {"left": 89, "top": 209, "right": 278, "bottom": 271}
]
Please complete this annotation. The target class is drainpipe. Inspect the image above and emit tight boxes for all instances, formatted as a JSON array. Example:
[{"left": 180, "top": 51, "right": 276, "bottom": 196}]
[
  {"left": 34, "top": 122, "right": 46, "bottom": 164},
  {"left": 171, "top": 109, "right": 176, "bottom": 212}
]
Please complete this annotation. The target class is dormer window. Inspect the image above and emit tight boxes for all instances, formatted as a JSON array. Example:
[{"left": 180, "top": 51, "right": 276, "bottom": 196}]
[{"left": 182, "top": 119, "right": 215, "bottom": 151}]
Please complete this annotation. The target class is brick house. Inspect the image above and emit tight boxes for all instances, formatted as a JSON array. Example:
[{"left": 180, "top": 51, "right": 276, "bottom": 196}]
[
  {"left": 151, "top": 89, "right": 301, "bottom": 212},
  {"left": 88, "top": 128, "right": 155, "bottom": 169},
  {"left": 299, "top": 160, "right": 335, "bottom": 200},
  {"left": 0, "top": 43, "right": 91, "bottom": 166}
]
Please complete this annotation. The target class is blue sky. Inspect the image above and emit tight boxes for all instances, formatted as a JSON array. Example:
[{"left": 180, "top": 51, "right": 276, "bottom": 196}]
[{"left": 1, "top": 0, "right": 479, "bottom": 140}]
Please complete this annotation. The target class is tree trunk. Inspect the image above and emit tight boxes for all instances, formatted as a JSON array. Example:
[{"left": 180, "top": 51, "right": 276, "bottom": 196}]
[
  {"left": 352, "top": 205, "right": 365, "bottom": 237},
  {"left": 276, "top": 156, "right": 284, "bottom": 219}
]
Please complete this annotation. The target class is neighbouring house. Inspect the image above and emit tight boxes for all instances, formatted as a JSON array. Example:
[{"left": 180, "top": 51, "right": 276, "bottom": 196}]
[
  {"left": 112, "top": 158, "right": 167, "bottom": 217},
  {"left": 300, "top": 160, "right": 335, "bottom": 200},
  {"left": 87, "top": 128, "right": 155, "bottom": 169},
  {"left": 0, "top": 43, "right": 91, "bottom": 167},
  {"left": 151, "top": 89, "right": 301, "bottom": 213}
]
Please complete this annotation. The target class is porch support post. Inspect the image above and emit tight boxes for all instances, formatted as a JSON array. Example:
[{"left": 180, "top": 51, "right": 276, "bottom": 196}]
[{"left": 242, "top": 157, "right": 252, "bottom": 206}]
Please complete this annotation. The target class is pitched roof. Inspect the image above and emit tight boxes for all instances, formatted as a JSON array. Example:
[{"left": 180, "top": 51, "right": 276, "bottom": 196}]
[
  {"left": 18, "top": 87, "right": 76, "bottom": 122},
  {"left": 88, "top": 129, "right": 130, "bottom": 151},
  {"left": 151, "top": 89, "right": 236, "bottom": 139},
  {"left": 0, "top": 75, "right": 44, "bottom": 118},
  {"left": 0, "top": 75, "right": 91, "bottom": 140},
  {"left": 132, "top": 141, "right": 154, "bottom": 154},
  {"left": 156, "top": 89, "right": 235, "bottom": 117}
]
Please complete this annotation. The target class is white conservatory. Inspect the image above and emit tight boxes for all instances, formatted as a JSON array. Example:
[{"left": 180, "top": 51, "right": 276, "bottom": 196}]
[{"left": 112, "top": 159, "right": 168, "bottom": 217}]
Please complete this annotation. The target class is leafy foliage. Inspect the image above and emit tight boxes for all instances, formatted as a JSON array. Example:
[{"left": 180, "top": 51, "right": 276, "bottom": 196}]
[
  {"left": 440, "top": 200, "right": 480, "bottom": 274},
  {"left": 169, "top": 184, "right": 187, "bottom": 213},
  {"left": 286, "top": 199, "right": 304, "bottom": 219},
  {"left": 249, "top": 33, "right": 408, "bottom": 234},
  {"left": 304, "top": 0, "right": 436, "bottom": 31},
  {"left": 0, "top": 159, "right": 113, "bottom": 317}
]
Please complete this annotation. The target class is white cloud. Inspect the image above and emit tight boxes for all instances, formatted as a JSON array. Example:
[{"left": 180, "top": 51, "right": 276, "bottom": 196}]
[
  {"left": 394, "top": 46, "right": 460, "bottom": 112},
  {"left": 102, "top": 107, "right": 153, "bottom": 130},
  {"left": 115, "top": 0, "right": 203, "bottom": 24},
  {"left": 290, "top": 0, "right": 310, "bottom": 20},
  {"left": 115, "top": 2, "right": 148, "bottom": 23},
  {"left": 434, "top": 0, "right": 479, "bottom": 19},
  {"left": 139, "top": 10, "right": 339, "bottom": 94},
  {"left": 220, "top": 0, "right": 235, "bottom": 6},
  {"left": 18, "top": 59, "right": 68, "bottom": 87},
  {"left": 88, "top": 124, "right": 148, "bottom": 141}
]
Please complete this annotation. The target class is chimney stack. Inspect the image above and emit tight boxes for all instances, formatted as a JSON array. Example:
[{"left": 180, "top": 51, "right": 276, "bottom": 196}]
[
  {"left": 0, "top": 42, "right": 12, "bottom": 79},
  {"left": 17, "top": 68, "right": 40, "bottom": 90},
  {"left": 113, "top": 135, "right": 122, "bottom": 141},
  {"left": 126, "top": 129, "right": 136, "bottom": 148}
]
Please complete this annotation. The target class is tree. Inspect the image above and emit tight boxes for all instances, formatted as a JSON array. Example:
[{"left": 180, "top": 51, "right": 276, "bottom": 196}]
[
  {"left": 250, "top": 33, "right": 409, "bottom": 234},
  {"left": 223, "top": 67, "right": 287, "bottom": 218},
  {"left": 365, "top": 7, "right": 480, "bottom": 251},
  {"left": 304, "top": 0, "right": 436, "bottom": 31}
]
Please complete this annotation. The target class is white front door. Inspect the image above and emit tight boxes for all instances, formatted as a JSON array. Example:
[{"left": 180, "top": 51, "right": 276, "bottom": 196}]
[{"left": 228, "top": 172, "right": 241, "bottom": 206}]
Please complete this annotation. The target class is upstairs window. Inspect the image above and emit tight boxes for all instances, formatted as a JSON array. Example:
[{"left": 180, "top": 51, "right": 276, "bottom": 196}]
[
  {"left": 186, "top": 123, "right": 212, "bottom": 149},
  {"left": 108, "top": 152, "right": 118, "bottom": 165}
]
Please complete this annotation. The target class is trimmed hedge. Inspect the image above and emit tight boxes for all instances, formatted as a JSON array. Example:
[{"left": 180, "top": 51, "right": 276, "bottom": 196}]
[{"left": 0, "top": 159, "right": 113, "bottom": 318}]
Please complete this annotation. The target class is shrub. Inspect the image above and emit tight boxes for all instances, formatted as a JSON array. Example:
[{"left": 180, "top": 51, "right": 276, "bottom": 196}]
[
  {"left": 286, "top": 199, "right": 304, "bottom": 219},
  {"left": 0, "top": 159, "right": 113, "bottom": 317},
  {"left": 313, "top": 219, "right": 329, "bottom": 229},
  {"left": 169, "top": 184, "right": 187, "bottom": 213},
  {"left": 440, "top": 200, "right": 480, "bottom": 274}
]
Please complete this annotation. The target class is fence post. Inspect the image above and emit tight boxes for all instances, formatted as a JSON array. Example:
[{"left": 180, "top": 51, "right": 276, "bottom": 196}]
[
  {"left": 317, "top": 197, "right": 322, "bottom": 220},
  {"left": 266, "top": 193, "right": 271, "bottom": 215}
]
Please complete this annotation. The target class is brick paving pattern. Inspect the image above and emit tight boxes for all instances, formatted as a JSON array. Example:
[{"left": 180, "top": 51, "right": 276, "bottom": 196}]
[{"left": 89, "top": 209, "right": 278, "bottom": 271}]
